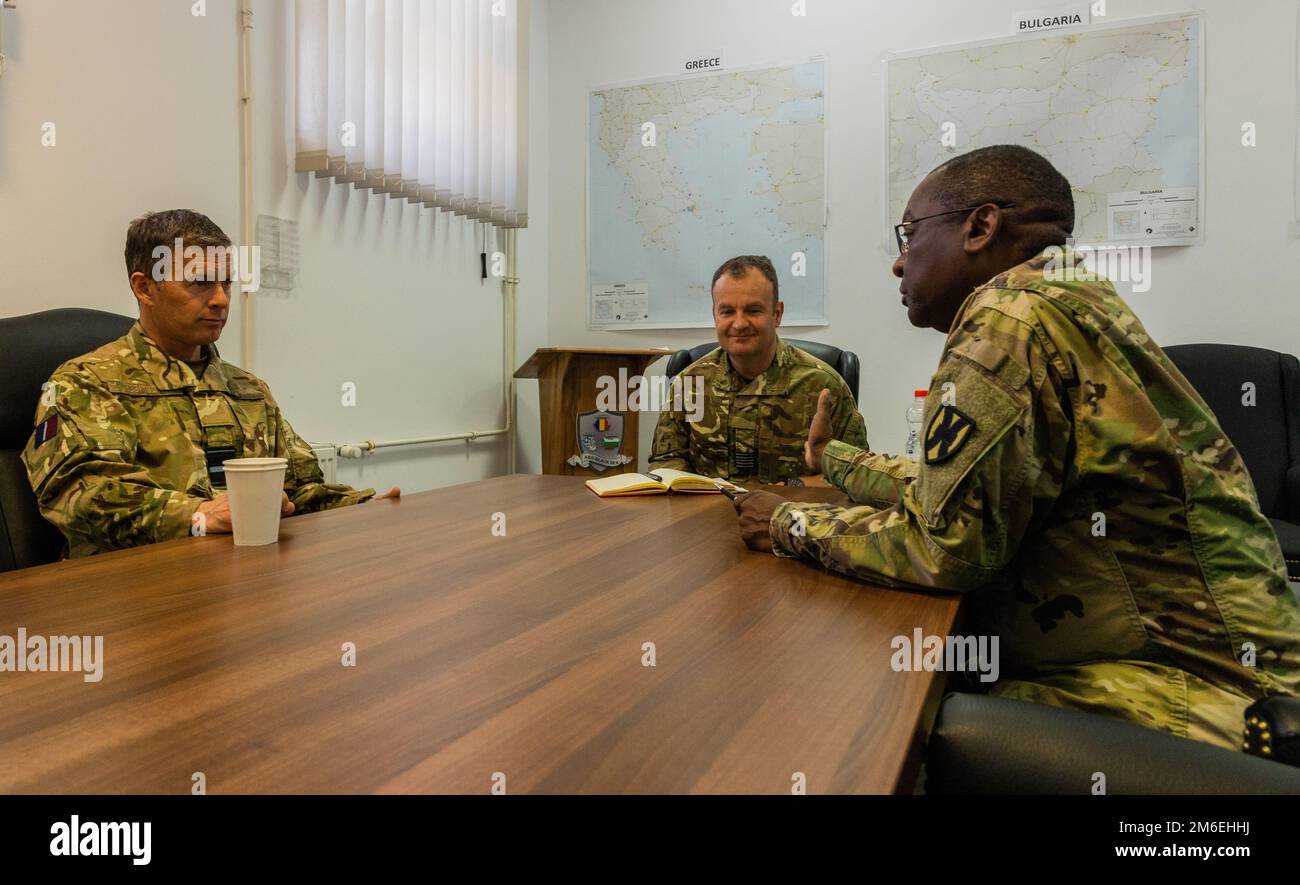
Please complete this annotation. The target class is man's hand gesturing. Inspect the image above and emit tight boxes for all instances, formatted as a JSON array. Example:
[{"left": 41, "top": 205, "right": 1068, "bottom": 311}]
[{"left": 804, "top": 388, "right": 834, "bottom": 472}]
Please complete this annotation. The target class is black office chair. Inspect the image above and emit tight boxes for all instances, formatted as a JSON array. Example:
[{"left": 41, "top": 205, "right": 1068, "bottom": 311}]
[
  {"left": 925, "top": 693, "right": 1300, "bottom": 794},
  {"left": 0, "top": 308, "right": 136, "bottom": 572},
  {"left": 1163, "top": 344, "right": 1300, "bottom": 581},
  {"left": 664, "top": 338, "right": 860, "bottom": 402}
]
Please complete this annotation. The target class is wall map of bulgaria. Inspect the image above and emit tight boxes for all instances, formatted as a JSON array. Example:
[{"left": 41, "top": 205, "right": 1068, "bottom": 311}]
[{"left": 888, "top": 14, "right": 1202, "bottom": 249}]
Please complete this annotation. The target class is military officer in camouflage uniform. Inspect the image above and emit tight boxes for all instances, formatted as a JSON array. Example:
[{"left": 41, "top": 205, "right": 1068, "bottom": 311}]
[
  {"left": 734, "top": 146, "right": 1300, "bottom": 751},
  {"left": 22, "top": 209, "right": 399, "bottom": 559},
  {"left": 650, "top": 255, "right": 867, "bottom": 485}
]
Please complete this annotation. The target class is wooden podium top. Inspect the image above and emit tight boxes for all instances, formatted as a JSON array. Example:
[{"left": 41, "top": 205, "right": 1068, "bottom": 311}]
[{"left": 513, "top": 346, "right": 673, "bottom": 379}]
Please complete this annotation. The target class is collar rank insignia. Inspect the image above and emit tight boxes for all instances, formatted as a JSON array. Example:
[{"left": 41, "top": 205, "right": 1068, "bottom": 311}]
[{"left": 924, "top": 405, "right": 976, "bottom": 464}]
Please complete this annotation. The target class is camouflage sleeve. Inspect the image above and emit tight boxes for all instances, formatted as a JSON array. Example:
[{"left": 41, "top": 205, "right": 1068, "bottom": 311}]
[
  {"left": 268, "top": 394, "right": 375, "bottom": 513},
  {"left": 770, "top": 307, "right": 1052, "bottom": 592},
  {"left": 20, "top": 368, "right": 203, "bottom": 552},
  {"left": 828, "top": 383, "right": 869, "bottom": 451},
  {"left": 821, "top": 440, "right": 917, "bottom": 508},
  {"left": 648, "top": 378, "right": 693, "bottom": 472}
]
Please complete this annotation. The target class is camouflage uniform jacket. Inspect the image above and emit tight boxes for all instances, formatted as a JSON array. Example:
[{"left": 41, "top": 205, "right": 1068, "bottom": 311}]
[
  {"left": 650, "top": 338, "right": 868, "bottom": 484},
  {"left": 22, "top": 322, "right": 374, "bottom": 558},
  {"left": 770, "top": 249, "right": 1300, "bottom": 750}
]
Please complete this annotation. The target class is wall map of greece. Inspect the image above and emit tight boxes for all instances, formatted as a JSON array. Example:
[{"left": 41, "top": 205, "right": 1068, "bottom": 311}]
[{"left": 588, "top": 61, "right": 826, "bottom": 328}]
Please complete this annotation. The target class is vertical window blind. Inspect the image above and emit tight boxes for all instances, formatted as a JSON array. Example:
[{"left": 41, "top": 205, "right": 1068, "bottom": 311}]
[{"left": 294, "top": 0, "right": 529, "bottom": 229}]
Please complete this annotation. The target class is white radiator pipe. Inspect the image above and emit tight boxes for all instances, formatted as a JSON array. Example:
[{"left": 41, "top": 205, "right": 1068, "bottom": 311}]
[
  {"left": 506, "top": 226, "right": 518, "bottom": 474},
  {"left": 0, "top": 2, "right": 11, "bottom": 81},
  {"left": 338, "top": 428, "right": 508, "bottom": 459},
  {"left": 337, "top": 226, "right": 518, "bottom": 462},
  {"left": 238, "top": 0, "right": 255, "bottom": 370}
]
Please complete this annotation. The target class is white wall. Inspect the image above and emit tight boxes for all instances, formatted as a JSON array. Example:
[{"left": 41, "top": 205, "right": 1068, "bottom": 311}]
[
  {"left": 0, "top": 0, "right": 547, "bottom": 493},
  {"left": 0, "top": 0, "right": 240, "bottom": 319},
  {"left": 545, "top": 0, "right": 1300, "bottom": 457}
]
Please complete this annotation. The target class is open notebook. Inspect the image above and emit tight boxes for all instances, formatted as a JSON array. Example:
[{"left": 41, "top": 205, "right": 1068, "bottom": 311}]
[{"left": 585, "top": 469, "right": 747, "bottom": 497}]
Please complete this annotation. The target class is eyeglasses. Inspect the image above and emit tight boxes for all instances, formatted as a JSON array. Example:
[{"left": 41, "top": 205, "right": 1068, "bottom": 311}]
[{"left": 894, "top": 202, "right": 1016, "bottom": 255}]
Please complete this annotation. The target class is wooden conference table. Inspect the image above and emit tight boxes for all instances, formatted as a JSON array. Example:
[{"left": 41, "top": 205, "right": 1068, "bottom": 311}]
[{"left": 0, "top": 475, "right": 962, "bottom": 794}]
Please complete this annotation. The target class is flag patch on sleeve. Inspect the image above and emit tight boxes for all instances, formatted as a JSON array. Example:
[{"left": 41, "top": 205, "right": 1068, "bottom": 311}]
[{"left": 33, "top": 414, "right": 59, "bottom": 447}]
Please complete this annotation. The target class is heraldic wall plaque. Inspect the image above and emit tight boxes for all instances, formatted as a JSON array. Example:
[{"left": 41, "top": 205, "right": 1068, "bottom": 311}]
[{"left": 567, "top": 410, "right": 633, "bottom": 472}]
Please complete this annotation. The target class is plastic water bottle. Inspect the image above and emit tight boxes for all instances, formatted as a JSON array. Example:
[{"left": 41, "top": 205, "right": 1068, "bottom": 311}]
[{"left": 904, "top": 390, "right": 928, "bottom": 458}]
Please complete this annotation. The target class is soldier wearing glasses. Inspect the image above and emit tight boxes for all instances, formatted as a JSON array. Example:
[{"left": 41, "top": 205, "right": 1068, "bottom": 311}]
[{"left": 732, "top": 145, "right": 1300, "bottom": 752}]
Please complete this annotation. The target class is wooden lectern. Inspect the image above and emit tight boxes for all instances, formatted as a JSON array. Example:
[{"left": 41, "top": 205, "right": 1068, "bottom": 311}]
[{"left": 514, "top": 347, "right": 672, "bottom": 476}]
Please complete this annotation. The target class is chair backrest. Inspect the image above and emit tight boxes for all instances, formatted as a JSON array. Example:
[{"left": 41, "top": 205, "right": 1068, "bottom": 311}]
[
  {"left": 1162, "top": 343, "right": 1300, "bottom": 520},
  {"left": 926, "top": 692, "right": 1300, "bottom": 794},
  {"left": 0, "top": 308, "right": 136, "bottom": 571},
  {"left": 664, "top": 338, "right": 860, "bottom": 402}
]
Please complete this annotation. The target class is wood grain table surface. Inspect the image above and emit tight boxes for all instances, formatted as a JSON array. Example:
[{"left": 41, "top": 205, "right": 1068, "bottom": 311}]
[{"left": 0, "top": 474, "right": 962, "bottom": 794}]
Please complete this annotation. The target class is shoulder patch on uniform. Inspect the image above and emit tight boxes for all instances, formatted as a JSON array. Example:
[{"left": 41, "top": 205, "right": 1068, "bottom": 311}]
[
  {"left": 924, "top": 405, "right": 976, "bottom": 464},
  {"left": 33, "top": 414, "right": 59, "bottom": 447}
]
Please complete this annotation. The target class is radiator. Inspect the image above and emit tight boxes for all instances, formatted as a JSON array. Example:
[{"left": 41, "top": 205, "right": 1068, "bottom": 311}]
[{"left": 309, "top": 443, "right": 338, "bottom": 484}]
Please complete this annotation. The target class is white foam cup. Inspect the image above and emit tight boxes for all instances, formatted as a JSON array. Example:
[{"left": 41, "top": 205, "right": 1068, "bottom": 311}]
[{"left": 222, "top": 457, "right": 289, "bottom": 546}]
